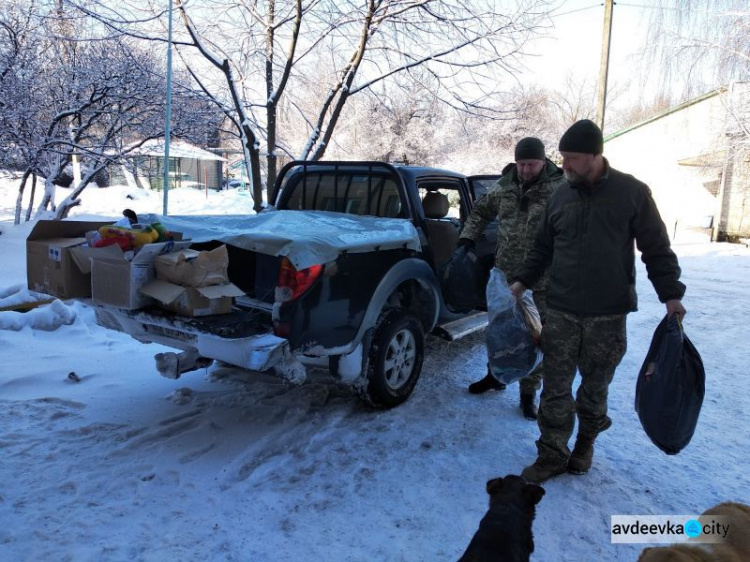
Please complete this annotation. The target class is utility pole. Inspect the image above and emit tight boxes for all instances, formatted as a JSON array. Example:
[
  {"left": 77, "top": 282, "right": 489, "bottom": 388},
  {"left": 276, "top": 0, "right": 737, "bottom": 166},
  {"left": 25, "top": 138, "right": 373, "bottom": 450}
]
[
  {"left": 596, "top": 0, "right": 614, "bottom": 133},
  {"left": 162, "top": 0, "right": 174, "bottom": 216}
]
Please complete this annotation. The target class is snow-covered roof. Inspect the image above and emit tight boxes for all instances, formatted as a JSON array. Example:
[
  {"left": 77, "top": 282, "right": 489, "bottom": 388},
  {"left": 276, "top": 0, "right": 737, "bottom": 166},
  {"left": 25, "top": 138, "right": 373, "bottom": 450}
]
[{"left": 125, "top": 139, "right": 226, "bottom": 161}]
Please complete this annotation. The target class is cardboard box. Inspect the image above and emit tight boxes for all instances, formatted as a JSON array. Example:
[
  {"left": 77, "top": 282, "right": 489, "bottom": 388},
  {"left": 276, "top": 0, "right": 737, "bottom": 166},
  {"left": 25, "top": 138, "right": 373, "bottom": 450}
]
[
  {"left": 140, "top": 279, "right": 245, "bottom": 316},
  {"left": 154, "top": 245, "right": 229, "bottom": 287},
  {"left": 27, "top": 220, "right": 111, "bottom": 298},
  {"left": 89, "top": 239, "right": 192, "bottom": 310}
]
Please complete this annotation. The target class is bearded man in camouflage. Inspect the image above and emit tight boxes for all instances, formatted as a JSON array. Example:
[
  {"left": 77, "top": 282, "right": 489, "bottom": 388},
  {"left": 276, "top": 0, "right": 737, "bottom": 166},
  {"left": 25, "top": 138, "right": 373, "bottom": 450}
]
[
  {"left": 511, "top": 120, "right": 686, "bottom": 484},
  {"left": 458, "top": 137, "right": 565, "bottom": 420}
]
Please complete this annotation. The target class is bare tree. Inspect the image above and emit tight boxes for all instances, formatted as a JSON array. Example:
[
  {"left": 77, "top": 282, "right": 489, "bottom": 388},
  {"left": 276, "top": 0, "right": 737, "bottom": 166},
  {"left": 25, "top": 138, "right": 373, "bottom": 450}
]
[
  {"left": 70, "top": 0, "right": 553, "bottom": 210},
  {"left": 644, "top": 1, "right": 750, "bottom": 102},
  {"left": 0, "top": 2, "right": 219, "bottom": 223},
  {"left": 0, "top": 0, "right": 45, "bottom": 173},
  {"left": 331, "top": 73, "right": 443, "bottom": 165},
  {"left": 545, "top": 74, "right": 596, "bottom": 129},
  {"left": 608, "top": 94, "right": 673, "bottom": 132}
]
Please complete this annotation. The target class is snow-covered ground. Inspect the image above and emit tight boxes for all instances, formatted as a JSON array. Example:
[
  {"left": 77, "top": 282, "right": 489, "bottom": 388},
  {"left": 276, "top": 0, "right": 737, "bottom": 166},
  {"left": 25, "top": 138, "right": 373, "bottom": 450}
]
[{"left": 1, "top": 176, "right": 749, "bottom": 561}]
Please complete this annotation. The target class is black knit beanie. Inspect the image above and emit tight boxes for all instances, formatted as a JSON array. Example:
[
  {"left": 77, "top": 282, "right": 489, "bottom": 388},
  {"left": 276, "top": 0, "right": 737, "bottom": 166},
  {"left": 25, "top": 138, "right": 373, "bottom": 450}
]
[
  {"left": 514, "top": 137, "right": 546, "bottom": 161},
  {"left": 559, "top": 119, "right": 603, "bottom": 154}
]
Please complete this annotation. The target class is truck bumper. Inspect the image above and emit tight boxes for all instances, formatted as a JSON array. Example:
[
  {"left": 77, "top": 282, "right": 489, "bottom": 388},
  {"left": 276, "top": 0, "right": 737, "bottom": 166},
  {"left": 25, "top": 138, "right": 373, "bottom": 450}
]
[{"left": 94, "top": 306, "right": 291, "bottom": 373}]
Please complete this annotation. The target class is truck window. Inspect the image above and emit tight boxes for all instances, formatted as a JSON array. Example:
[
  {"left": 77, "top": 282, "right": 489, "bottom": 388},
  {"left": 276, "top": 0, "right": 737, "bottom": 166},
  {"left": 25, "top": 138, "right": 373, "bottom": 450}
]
[
  {"left": 284, "top": 172, "right": 403, "bottom": 218},
  {"left": 417, "top": 181, "right": 465, "bottom": 220},
  {"left": 468, "top": 176, "right": 502, "bottom": 201},
  {"left": 418, "top": 182, "right": 464, "bottom": 268}
]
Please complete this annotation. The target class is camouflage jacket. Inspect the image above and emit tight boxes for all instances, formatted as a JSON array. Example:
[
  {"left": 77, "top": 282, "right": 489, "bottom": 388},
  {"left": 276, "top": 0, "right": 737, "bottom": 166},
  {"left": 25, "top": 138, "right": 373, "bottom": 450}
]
[{"left": 460, "top": 159, "right": 564, "bottom": 291}]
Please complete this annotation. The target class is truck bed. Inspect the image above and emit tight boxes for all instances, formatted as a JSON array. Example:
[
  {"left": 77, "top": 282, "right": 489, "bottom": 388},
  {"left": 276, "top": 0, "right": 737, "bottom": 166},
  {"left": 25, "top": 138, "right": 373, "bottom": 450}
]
[{"left": 128, "top": 305, "right": 272, "bottom": 339}]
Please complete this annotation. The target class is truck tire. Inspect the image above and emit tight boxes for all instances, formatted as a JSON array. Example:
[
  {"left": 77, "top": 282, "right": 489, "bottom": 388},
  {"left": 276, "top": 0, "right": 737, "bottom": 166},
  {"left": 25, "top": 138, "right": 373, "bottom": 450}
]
[{"left": 360, "top": 310, "right": 424, "bottom": 409}]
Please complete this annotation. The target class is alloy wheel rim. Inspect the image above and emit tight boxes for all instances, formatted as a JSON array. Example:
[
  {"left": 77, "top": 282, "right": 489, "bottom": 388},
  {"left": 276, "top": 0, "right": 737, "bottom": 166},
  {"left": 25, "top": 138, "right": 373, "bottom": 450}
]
[{"left": 383, "top": 328, "right": 416, "bottom": 389}]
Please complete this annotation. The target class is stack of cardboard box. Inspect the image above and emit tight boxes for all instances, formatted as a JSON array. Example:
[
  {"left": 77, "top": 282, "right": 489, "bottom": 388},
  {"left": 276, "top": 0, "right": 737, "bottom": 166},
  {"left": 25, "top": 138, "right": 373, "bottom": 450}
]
[
  {"left": 140, "top": 245, "right": 244, "bottom": 316},
  {"left": 27, "top": 220, "right": 187, "bottom": 310},
  {"left": 87, "top": 238, "right": 192, "bottom": 309},
  {"left": 26, "top": 220, "right": 112, "bottom": 299},
  {"left": 27, "top": 221, "right": 244, "bottom": 316}
]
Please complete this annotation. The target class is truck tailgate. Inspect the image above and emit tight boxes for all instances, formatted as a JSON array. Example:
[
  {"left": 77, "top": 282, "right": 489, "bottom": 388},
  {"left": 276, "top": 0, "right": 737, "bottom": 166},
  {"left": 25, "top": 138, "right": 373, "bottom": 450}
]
[{"left": 94, "top": 305, "right": 288, "bottom": 372}]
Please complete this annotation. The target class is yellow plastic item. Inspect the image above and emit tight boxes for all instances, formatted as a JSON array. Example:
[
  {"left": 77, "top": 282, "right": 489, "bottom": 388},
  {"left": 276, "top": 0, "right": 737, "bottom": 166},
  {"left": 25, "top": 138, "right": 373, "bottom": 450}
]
[{"left": 98, "top": 224, "right": 159, "bottom": 247}]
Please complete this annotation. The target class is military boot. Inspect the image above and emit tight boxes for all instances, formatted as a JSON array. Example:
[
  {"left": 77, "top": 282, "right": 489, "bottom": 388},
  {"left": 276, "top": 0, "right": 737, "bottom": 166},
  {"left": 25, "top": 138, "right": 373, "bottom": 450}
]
[
  {"left": 567, "top": 435, "right": 596, "bottom": 475},
  {"left": 468, "top": 371, "right": 507, "bottom": 394},
  {"left": 521, "top": 458, "right": 568, "bottom": 484},
  {"left": 520, "top": 393, "right": 538, "bottom": 420}
]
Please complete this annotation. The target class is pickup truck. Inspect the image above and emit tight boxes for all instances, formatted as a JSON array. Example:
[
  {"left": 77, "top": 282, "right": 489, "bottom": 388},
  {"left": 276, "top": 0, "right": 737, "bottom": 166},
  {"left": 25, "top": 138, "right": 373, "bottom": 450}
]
[{"left": 94, "top": 161, "right": 502, "bottom": 408}]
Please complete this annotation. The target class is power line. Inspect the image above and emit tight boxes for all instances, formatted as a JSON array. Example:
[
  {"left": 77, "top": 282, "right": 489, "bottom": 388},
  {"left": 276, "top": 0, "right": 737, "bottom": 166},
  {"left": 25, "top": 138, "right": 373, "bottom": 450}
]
[
  {"left": 617, "top": 2, "right": 682, "bottom": 9},
  {"left": 551, "top": 3, "right": 602, "bottom": 18},
  {"left": 552, "top": 2, "right": 722, "bottom": 20},
  {"left": 617, "top": 2, "right": 722, "bottom": 13}
]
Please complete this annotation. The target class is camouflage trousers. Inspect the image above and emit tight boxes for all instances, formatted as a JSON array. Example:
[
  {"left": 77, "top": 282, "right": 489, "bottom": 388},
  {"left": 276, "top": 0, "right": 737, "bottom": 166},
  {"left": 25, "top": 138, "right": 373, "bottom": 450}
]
[
  {"left": 535, "top": 309, "right": 627, "bottom": 465},
  {"left": 518, "top": 291, "right": 547, "bottom": 395}
]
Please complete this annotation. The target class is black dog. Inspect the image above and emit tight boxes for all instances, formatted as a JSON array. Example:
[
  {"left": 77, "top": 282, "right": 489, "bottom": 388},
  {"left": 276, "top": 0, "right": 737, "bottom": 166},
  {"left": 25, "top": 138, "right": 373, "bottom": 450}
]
[{"left": 459, "top": 475, "right": 546, "bottom": 562}]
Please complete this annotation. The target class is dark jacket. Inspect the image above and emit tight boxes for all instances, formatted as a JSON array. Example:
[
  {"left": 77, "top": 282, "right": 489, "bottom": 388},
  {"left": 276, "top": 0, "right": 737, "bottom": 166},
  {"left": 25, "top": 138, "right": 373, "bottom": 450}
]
[
  {"left": 514, "top": 160, "right": 685, "bottom": 315},
  {"left": 460, "top": 159, "right": 565, "bottom": 291}
]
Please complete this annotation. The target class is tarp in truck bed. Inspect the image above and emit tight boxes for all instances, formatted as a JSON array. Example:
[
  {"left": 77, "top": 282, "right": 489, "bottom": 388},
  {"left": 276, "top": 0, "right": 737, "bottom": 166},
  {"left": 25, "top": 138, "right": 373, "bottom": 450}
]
[{"left": 140, "top": 210, "right": 422, "bottom": 270}]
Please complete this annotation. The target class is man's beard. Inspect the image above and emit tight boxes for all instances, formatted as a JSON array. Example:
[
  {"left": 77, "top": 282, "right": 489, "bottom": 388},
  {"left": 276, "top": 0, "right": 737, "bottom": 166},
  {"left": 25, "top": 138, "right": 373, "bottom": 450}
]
[{"left": 564, "top": 169, "right": 587, "bottom": 185}]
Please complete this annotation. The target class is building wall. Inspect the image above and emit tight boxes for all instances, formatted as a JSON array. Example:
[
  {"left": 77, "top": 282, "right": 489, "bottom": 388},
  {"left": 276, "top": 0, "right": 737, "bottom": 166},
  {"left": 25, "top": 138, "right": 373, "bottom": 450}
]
[
  {"left": 722, "top": 84, "right": 750, "bottom": 238},
  {"left": 723, "top": 154, "right": 750, "bottom": 237},
  {"left": 604, "top": 91, "right": 728, "bottom": 233},
  {"left": 178, "top": 159, "right": 222, "bottom": 190},
  {"left": 605, "top": 83, "right": 750, "bottom": 239},
  {"left": 120, "top": 156, "right": 223, "bottom": 191}
]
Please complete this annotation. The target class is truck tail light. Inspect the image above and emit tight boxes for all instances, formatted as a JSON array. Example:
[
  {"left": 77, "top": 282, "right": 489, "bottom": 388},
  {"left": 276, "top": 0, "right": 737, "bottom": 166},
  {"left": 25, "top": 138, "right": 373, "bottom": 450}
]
[{"left": 276, "top": 257, "right": 323, "bottom": 303}]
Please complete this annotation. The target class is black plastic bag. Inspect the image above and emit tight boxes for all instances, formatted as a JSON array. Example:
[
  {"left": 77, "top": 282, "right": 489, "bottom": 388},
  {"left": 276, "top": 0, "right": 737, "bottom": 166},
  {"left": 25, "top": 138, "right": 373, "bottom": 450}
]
[
  {"left": 635, "top": 314, "right": 705, "bottom": 455},
  {"left": 442, "top": 245, "right": 483, "bottom": 313},
  {"left": 486, "top": 268, "right": 542, "bottom": 385}
]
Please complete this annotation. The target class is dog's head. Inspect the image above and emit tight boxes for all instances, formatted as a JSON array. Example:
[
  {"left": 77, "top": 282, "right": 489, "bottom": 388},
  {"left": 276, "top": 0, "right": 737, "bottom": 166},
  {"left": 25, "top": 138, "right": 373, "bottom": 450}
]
[{"left": 486, "top": 475, "right": 545, "bottom": 508}]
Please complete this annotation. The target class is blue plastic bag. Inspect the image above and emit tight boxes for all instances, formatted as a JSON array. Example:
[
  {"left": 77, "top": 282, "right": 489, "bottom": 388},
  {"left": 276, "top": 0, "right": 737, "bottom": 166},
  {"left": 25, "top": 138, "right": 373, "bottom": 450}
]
[
  {"left": 485, "top": 268, "right": 542, "bottom": 385},
  {"left": 635, "top": 314, "right": 705, "bottom": 455}
]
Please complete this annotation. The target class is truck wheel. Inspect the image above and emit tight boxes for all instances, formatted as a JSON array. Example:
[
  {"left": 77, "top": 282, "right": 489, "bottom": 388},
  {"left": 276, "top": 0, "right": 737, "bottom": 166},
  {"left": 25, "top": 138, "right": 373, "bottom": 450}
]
[{"left": 360, "top": 310, "right": 424, "bottom": 409}]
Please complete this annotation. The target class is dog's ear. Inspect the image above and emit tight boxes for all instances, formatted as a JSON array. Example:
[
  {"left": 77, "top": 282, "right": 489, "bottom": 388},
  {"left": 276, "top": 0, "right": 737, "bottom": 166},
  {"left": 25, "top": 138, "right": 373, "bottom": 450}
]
[
  {"left": 486, "top": 478, "right": 504, "bottom": 495},
  {"left": 523, "top": 483, "right": 546, "bottom": 505}
]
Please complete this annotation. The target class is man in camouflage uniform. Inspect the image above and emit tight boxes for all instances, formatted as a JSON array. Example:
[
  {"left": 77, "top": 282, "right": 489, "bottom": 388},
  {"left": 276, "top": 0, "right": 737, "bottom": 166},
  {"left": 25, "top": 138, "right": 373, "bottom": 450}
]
[
  {"left": 458, "top": 137, "right": 565, "bottom": 420},
  {"left": 511, "top": 120, "right": 686, "bottom": 483}
]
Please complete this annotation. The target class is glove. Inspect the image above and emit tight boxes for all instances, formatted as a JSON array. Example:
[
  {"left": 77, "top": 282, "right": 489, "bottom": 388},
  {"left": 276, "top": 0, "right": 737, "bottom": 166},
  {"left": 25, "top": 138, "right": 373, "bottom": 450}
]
[{"left": 457, "top": 238, "right": 475, "bottom": 250}]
